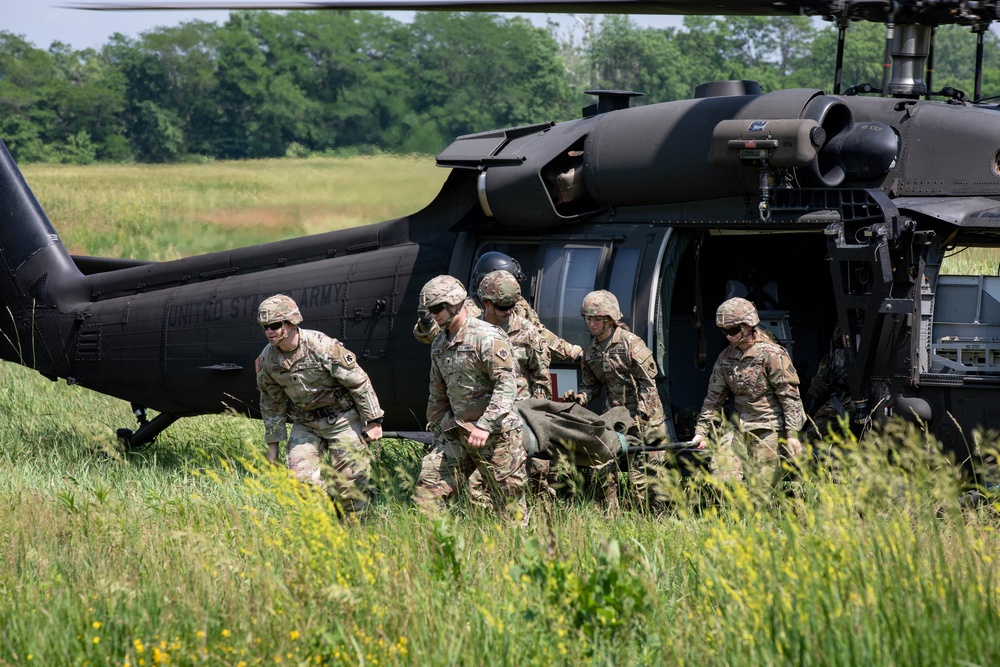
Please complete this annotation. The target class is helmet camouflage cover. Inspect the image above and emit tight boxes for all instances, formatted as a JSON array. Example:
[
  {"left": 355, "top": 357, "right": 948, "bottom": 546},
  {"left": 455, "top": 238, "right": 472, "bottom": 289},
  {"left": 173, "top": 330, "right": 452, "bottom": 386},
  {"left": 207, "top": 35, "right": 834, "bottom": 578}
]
[
  {"left": 716, "top": 297, "right": 760, "bottom": 328},
  {"left": 477, "top": 270, "right": 521, "bottom": 307},
  {"left": 257, "top": 294, "right": 303, "bottom": 326},
  {"left": 420, "top": 275, "right": 468, "bottom": 309},
  {"left": 581, "top": 290, "right": 622, "bottom": 320}
]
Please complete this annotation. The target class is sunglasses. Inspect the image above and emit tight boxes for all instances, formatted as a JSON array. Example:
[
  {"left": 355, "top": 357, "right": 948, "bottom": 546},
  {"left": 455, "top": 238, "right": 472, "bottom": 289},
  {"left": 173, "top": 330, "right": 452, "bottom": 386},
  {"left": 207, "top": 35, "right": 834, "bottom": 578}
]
[
  {"left": 492, "top": 303, "right": 515, "bottom": 312},
  {"left": 261, "top": 321, "right": 285, "bottom": 331},
  {"left": 428, "top": 303, "right": 449, "bottom": 315},
  {"left": 720, "top": 325, "right": 743, "bottom": 337}
]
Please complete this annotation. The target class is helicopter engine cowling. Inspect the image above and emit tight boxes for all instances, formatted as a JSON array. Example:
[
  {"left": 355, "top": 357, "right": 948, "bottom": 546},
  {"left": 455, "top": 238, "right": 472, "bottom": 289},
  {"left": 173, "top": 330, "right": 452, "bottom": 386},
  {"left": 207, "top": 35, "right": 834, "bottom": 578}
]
[
  {"left": 451, "top": 93, "right": 758, "bottom": 228},
  {"left": 439, "top": 89, "right": 900, "bottom": 230}
]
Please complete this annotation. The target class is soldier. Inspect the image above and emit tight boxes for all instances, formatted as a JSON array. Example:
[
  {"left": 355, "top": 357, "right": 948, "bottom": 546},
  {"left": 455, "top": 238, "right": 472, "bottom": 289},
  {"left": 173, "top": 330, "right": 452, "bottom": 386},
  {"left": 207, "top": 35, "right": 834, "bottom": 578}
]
[
  {"left": 255, "top": 294, "right": 385, "bottom": 515},
  {"left": 413, "top": 275, "right": 528, "bottom": 515},
  {"left": 564, "top": 290, "right": 666, "bottom": 438},
  {"left": 413, "top": 251, "right": 583, "bottom": 362},
  {"left": 478, "top": 270, "right": 552, "bottom": 400},
  {"left": 805, "top": 326, "right": 854, "bottom": 441},
  {"left": 692, "top": 297, "right": 806, "bottom": 485},
  {"left": 563, "top": 290, "right": 666, "bottom": 506}
]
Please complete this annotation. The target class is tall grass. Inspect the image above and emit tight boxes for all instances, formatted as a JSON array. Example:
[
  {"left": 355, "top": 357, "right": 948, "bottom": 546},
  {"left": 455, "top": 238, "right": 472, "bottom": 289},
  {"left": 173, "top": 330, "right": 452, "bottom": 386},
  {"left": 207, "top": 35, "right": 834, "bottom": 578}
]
[
  {"left": 2, "top": 361, "right": 999, "bottom": 666},
  {"left": 21, "top": 156, "right": 447, "bottom": 260}
]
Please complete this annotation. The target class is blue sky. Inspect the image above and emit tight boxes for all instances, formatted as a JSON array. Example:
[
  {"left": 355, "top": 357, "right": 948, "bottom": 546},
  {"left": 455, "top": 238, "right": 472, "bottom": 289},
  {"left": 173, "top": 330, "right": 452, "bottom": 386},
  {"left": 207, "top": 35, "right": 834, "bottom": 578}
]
[{"left": 7, "top": 1, "right": 684, "bottom": 51}]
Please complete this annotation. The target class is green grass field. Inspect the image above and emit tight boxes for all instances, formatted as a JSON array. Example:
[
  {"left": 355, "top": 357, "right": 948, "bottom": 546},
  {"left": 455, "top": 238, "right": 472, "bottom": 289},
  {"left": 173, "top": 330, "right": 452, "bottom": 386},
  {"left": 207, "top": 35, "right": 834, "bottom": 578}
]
[
  {"left": 23, "top": 156, "right": 447, "bottom": 261},
  {"left": 2, "top": 157, "right": 1000, "bottom": 665}
]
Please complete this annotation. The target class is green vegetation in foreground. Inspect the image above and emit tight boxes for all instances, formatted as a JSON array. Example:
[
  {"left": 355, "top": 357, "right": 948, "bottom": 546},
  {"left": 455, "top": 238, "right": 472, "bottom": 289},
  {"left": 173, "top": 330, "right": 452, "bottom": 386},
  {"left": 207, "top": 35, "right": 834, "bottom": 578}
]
[
  {"left": 21, "top": 156, "right": 448, "bottom": 261},
  {"left": 2, "top": 361, "right": 999, "bottom": 665}
]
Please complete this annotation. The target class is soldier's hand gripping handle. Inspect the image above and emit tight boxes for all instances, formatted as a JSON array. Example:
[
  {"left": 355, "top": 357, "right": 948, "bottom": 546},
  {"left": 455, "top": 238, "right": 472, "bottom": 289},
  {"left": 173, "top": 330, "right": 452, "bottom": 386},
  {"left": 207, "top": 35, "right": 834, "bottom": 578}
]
[
  {"left": 362, "top": 422, "right": 383, "bottom": 442},
  {"left": 562, "top": 390, "right": 588, "bottom": 406}
]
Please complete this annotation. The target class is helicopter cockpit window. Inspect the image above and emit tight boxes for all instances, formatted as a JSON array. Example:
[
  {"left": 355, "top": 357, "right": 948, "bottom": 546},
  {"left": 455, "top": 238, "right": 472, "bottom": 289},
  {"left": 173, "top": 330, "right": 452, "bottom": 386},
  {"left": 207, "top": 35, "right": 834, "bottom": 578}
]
[
  {"left": 536, "top": 246, "right": 602, "bottom": 346},
  {"left": 608, "top": 247, "right": 640, "bottom": 322}
]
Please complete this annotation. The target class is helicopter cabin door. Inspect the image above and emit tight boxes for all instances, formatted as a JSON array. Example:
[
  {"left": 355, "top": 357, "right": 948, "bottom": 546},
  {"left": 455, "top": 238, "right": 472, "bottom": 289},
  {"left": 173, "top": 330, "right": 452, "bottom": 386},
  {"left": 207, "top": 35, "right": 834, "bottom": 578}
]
[{"left": 463, "top": 225, "right": 669, "bottom": 422}]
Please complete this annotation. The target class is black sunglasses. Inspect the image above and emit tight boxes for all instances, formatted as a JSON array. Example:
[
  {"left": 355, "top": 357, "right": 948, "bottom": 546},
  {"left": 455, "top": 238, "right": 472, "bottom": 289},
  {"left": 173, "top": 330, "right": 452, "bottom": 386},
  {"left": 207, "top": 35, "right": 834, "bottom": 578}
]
[
  {"left": 720, "top": 325, "right": 742, "bottom": 337},
  {"left": 493, "top": 303, "right": 515, "bottom": 312},
  {"left": 428, "top": 303, "right": 449, "bottom": 315},
  {"left": 261, "top": 321, "right": 285, "bottom": 331}
]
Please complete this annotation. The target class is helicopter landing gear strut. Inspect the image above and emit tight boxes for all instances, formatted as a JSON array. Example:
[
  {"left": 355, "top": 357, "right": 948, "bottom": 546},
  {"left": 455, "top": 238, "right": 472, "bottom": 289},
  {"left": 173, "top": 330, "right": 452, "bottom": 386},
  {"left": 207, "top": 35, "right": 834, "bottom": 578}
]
[{"left": 117, "top": 403, "right": 179, "bottom": 450}]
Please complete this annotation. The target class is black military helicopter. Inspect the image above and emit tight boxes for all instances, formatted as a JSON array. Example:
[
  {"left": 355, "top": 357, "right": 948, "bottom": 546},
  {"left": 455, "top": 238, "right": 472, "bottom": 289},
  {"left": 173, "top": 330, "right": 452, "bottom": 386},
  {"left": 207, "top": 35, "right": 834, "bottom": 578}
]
[{"left": 4, "top": 0, "right": 1000, "bottom": 473}]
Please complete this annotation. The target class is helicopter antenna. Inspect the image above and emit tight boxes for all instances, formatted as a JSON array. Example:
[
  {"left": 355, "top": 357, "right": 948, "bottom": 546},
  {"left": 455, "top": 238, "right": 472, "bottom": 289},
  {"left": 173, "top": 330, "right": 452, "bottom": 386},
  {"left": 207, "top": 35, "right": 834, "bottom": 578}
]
[
  {"left": 924, "top": 25, "right": 936, "bottom": 101},
  {"left": 974, "top": 22, "right": 987, "bottom": 102},
  {"left": 833, "top": 12, "right": 849, "bottom": 95}
]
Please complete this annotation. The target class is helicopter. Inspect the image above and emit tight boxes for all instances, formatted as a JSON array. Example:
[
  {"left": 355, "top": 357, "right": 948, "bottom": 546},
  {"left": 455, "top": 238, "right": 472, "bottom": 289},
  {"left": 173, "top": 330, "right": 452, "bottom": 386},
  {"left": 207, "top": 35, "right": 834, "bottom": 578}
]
[{"left": 4, "top": 0, "right": 1000, "bottom": 478}]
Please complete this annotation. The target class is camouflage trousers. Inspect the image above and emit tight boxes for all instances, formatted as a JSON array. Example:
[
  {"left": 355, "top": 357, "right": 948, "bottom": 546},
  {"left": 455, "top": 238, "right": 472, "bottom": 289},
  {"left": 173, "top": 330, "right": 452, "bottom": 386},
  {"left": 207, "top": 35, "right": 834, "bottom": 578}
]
[
  {"left": 807, "top": 398, "right": 853, "bottom": 441},
  {"left": 287, "top": 408, "right": 372, "bottom": 513},
  {"left": 622, "top": 421, "right": 668, "bottom": 509},
  {"left": 413, "top": 427, "right": 528, "bottom": 515},
  {"left": 708, "top": 426, "right": 798, "bottom": 488}
]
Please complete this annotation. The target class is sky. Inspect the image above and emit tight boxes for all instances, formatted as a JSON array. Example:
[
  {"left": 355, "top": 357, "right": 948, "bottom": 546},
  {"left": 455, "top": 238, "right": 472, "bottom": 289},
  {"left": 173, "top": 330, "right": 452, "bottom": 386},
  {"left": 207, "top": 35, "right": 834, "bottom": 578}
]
[{"left": 6, "top": 1, "right": 684, "bottom": 51}]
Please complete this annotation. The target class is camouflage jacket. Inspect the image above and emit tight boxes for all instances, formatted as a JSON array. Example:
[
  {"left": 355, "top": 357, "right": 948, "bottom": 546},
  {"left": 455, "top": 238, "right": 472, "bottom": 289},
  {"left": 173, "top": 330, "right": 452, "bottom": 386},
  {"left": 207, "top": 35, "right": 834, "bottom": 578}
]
[
  {"left": 510, "top": 298, "right": 582, "bottom": 362},
  {"left": 578, "top": 327, "right": 665, "bottom": 428},
  {"left": 415, "top": 295, "right": 581, "bottom": 361},
  {"left": 256, "top": 328, "right": 384, "bottom": 443},
  {"left": 501, "top": 313, "right": 553, "bottom": 400},
  {"left": 427, "top": 316, "right": 521, "bottom": 435},
  {"left": 696, "top": 334, "right": 806, "bottom": 439}
]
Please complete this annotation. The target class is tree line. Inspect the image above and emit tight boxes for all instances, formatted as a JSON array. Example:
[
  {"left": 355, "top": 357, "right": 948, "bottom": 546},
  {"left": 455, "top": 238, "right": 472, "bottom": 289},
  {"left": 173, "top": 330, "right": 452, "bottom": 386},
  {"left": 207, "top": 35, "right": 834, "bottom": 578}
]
[{"left": 2, "top": 12, "right": 999, "bottom": 164}]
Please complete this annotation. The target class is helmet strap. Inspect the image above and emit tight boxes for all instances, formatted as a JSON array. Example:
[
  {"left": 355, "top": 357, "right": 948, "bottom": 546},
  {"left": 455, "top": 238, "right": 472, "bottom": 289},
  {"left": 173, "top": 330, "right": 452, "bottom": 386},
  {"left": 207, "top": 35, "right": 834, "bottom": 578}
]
[
  {"left": 731, "top": 324, "right": 754, "bottom": 348},
  {"left": 440, "top": 303, "right": 463, "bottom": 332},
  {"left": 592, "top": 317, "right": 614, "bottom": 340},
  {"left": 269, "top": 324, "right": 289, "bottom": 346}
]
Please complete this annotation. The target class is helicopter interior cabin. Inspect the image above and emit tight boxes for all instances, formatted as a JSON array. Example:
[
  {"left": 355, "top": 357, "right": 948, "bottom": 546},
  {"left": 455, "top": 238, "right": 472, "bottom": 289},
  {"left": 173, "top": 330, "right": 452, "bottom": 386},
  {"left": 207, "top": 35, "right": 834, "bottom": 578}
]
[
  {"left": 462, "top": 226, "right": 836, "bottom": 441},
  {"left": 462, "top": 226, "right": 1000, "bottom": 443}
]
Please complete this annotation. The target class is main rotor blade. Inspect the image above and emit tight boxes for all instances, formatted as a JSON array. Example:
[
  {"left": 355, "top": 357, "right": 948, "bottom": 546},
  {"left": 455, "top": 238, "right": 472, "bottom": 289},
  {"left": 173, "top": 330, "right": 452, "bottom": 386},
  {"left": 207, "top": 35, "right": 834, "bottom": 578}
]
[
  {"left": 60, "top": 1, "right": 1000, "bottom": 26},
  {"left": 62, "top": 0, "right": 827, "bottom": 15}
]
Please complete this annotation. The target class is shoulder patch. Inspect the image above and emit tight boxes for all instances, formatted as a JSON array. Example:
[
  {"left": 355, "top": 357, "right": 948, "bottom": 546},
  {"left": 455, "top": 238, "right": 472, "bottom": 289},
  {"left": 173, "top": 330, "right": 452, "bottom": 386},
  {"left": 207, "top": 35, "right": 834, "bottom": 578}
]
[
  {"left": 255, "top": 357, "right": 261, "bottom": 374},
  {"left": 344, "top": 352, "right": 355, "bottom": 365},
  {"left": 498, "top": 347, "right": 509, "bottom": 360}
]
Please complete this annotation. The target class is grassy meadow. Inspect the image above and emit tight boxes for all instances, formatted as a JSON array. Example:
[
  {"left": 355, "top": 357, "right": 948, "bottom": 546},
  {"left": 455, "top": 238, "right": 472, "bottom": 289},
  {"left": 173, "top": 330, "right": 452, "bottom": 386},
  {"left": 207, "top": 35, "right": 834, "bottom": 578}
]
[
  {"left": 2, "top": 156, "right": 1000, "bottom": 666},
  {"left": 22, "top": 156, "right": 448, "bottom": 261}
]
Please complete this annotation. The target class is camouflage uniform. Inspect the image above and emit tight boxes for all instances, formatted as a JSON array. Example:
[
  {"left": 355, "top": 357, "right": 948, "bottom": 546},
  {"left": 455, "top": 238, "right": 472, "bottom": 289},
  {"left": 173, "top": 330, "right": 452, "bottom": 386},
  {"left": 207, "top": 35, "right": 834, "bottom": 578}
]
[
  {"left": 806, "top": 343, "right": 853, "bottom": 439},
  {"left": 578, "top": 326, "right": 665, "bottom": 434},
  {"left": 576, "top": 291, "right": 665, "bottom": 436},
  {"left": 695, "top": 297, "right": 806, "bottom": 484},
  {"left": 479, "top": 270, "right": 553, "bottom": 400},
  {"left": 256, "top": 296, "right": 384, "bottom": 513},
  {"left": 413, "top": 276, "right": 528, "bottom": 514},
  {"left": 575, "top": 291, "right": 666, "bottom": 506},
  {"left": 513, "top": 299, "right": 583, "bottom": 363}
]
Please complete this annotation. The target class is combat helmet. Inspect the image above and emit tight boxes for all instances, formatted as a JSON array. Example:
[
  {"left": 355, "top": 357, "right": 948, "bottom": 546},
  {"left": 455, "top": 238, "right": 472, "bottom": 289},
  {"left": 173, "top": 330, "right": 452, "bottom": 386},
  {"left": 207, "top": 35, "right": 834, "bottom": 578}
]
[
  {"left": 258, "top": 294, "right": 303, "bottom": 326},
  {"left": 581, "top": 290, "right": 622, "bottom": 320},
  {"left": 478, "top": 270, "right": 521, "bottom": 307},
  {"left": 471, "top": 252, "right": 525, "bottom": 291},
  {"left": 420, "top": 275, "right": 467, "bottom": 309},
  {"left": 716, "top": 297, "right": 760, "bottom": 328}
]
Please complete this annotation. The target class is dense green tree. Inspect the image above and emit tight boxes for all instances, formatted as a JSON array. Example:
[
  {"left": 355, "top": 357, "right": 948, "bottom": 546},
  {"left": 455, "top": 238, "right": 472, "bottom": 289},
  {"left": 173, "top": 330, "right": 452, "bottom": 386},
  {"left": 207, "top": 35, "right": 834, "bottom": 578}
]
[
  {"left": 4, "top": 11, "right": 999, "bottom": 164},
  {"left": 587, "top": 16, "right": 687, "bottom": 103},
  {"left": 405, "top": 12, "right": 573, "bottom": 153},
  {"left": 0, "top": 32, "right": 58, "bottom": 161}
]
